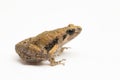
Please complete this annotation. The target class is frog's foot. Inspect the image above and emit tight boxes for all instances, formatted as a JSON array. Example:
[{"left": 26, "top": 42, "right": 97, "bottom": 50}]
[
  {"left": 61, "top": 47, "right": 70, "bottom": 52},
  {"left": 49, "top": 58, "right": 66, "bottom": 66},
  {"left": 56, "top": 47, "right": 71, "bottom": 56}
]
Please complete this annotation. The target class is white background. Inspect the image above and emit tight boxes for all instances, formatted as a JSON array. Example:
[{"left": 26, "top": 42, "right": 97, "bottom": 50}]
[{"left": 0, "top": 0, "right": 120, "bottom": 80}]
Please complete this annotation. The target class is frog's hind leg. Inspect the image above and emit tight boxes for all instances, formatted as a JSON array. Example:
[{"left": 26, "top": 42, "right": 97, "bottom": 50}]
[{"left": 49, "top": 58, "right": 65, "bottom": 66}]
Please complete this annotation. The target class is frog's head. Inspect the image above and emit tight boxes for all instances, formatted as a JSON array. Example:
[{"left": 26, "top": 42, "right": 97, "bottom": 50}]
[{"left": 66, "top": 24, "right": 82, "bottom": 41}]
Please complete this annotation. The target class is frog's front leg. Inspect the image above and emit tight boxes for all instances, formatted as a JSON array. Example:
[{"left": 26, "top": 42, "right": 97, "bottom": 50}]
[
  {"left": 60, "top": 47, "right": 70, "bottom": 53},
  {"left": 48, "top": 45, "right": 65, "bottom": 66},
  {"left": 56, "top": 47, "right": 70, "bottom": 56}
]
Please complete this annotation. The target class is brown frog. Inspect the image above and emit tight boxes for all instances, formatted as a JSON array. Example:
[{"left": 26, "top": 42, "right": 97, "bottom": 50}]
[{"left": 15, "top": 24, "right": 82, "bottom": 66}]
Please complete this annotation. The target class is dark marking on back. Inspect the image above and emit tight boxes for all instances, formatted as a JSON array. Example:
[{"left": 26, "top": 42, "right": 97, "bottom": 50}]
[
  {"left": 66, "top": 29, "right": 75, "bottom": 35},
  {"left": 63, "top": 34, "right": 67, "bottom": 40},
  {"left": 44, "top": 37, "right": 58, "bottom": 52}
]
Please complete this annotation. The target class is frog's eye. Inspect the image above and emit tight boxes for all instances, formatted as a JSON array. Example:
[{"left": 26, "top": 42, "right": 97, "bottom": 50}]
[{"left": 66, "top": 29, "right": 75, "bottom": 35}]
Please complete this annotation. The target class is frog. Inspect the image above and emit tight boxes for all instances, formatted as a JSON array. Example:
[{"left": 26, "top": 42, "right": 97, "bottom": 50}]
[{"left": 15, "top": 24, "right": 82, "bottom": 66}]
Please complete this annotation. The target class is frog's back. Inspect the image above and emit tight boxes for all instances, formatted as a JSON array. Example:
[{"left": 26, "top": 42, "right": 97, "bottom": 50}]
[{"left": 33, "top": 28, "right": 66, "bottom": 48}]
